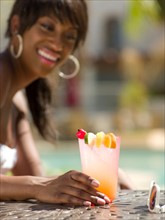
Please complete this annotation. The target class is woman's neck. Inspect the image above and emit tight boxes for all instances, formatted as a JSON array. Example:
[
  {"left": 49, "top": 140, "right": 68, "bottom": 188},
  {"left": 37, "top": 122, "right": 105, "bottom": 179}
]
[{"left": 2, "top": 49, "right": 39, "bottom": 93}]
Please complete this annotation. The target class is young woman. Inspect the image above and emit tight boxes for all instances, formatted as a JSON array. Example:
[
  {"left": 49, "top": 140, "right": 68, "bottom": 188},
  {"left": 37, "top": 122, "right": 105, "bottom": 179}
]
[{"left": 0, "top": 0, "right": 134, "bottom": 205}]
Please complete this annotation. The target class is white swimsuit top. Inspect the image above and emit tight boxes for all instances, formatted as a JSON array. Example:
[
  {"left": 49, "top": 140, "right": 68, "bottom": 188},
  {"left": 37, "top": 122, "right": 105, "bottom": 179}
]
[{"left": 0, "top": 144, "right": 17, "bottom": 174}]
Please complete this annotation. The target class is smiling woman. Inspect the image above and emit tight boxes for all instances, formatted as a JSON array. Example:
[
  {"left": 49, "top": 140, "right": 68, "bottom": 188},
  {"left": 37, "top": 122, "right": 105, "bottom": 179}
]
[
  {"left": 1, "top": 0, "right": 88, "bottom": 143},
  {"left": 0, "top": 0, "right": 109, "bottom": 206},
  {"left": 0, "top": 0, "right": 134, "bottom": 205}
]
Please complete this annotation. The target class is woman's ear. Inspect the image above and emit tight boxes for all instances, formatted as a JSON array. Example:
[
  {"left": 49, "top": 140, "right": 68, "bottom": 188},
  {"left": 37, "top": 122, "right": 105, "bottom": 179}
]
[{"left": 10, "top": 15, "right": 20, "bottom": 35}]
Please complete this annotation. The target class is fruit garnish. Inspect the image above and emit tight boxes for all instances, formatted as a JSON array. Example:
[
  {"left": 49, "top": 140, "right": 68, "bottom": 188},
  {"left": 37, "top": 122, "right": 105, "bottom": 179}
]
[
  {"left": 76, "top": 129, "right": 87, "bottom": 139},
  {"left": 103, "top": 134, "right": 112, "bottom": 148},
  {"left": 108, "top": 133, "right": 117, "bottom": 148},
  {"left": 95, "top": 131, "right": 105, "bottom": 147},
  {"left": 103, "top": 133, "right": 117, "bottom": 148},
  {"left": 77, "top": 129, "right": 117, "bottom": 148},
  {"left": 84, "top": 132, "right": 96, "bottom": 146}
]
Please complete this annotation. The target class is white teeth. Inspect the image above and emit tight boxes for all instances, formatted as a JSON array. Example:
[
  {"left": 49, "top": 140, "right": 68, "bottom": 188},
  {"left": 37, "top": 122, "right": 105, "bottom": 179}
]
[{"left": 38, "top": 49, "right": 57, "bottom": 62}]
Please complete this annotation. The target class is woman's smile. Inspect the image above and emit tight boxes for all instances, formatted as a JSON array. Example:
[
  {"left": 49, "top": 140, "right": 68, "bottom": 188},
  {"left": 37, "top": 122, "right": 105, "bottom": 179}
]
[{"left": 37, "top": 48, "right": 59, "bottom": 68}]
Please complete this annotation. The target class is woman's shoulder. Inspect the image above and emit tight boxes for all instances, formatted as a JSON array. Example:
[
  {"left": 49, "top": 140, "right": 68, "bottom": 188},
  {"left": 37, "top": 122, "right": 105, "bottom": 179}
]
[{"left": 12, "top": 90, "right": 29, "bottom": 116}]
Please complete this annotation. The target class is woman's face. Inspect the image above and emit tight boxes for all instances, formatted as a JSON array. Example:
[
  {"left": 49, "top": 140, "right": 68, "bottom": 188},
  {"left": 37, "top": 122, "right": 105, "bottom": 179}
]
[{"left": 20, "top": 15, "right": 78, "bottom": 77}]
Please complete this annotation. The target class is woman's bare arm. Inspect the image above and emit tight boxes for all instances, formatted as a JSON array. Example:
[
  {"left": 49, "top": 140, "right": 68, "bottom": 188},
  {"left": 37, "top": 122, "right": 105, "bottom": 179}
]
[
  {"left": 0, "top": 171, "right": 110, "bottom": 205},
  {"left": 0, "top": 175, "right": 40, "bottom": 201},
  {"left": 12, "top": 116, "right": 44, "bottom": 176},
  {"left": 118, "top": 168, "right": 135, "bottom": 190},
  {"left": 12, "top": 91, "right": 43, "bottom": 176}
]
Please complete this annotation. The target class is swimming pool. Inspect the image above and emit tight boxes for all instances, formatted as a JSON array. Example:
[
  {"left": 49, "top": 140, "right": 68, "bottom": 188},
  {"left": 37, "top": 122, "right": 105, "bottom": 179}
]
[{"left": 39, "top": 143, "right": 164, "bottom": 190}]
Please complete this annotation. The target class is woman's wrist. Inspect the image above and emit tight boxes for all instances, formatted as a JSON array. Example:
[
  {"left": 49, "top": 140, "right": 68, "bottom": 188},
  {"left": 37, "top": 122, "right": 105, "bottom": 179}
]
[{"left": 30, "top": 176, "right": 49, "bottom": 200}]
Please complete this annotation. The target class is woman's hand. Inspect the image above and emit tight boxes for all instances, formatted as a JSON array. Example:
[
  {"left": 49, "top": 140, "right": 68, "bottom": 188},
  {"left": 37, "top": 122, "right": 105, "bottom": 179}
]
[{"left": 35, "top": 170, "right": 110, "bottom": 206}]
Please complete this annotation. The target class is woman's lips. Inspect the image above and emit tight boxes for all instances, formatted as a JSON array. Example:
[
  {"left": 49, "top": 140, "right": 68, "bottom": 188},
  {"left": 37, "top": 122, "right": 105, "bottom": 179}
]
[{"left": 37, "top": 48, "right": 59, "bottom": 66}]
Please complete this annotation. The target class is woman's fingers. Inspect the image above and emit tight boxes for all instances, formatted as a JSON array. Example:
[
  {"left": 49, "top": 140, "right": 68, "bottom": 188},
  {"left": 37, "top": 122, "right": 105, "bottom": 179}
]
[
  {"left": 65, "top": 177, "right": 98, "bottom": 196},
  {"left": 69, "top": 170, "right": 100, "bottom": 188},
  {"left": 57, "top": 170, "right": 100, "bottom": 195},
  {"left": 96, "top": 192, "right": 111, "bottom": 204},
  {"left": 61, "top": 170, "right": 102, "bottom": 197},
  {"left": 53, "top": 191, "right": 106, "bottom": 206},
  {"left": 59, "top": 185, "right": 105, "bottom": 205},
  {"left": 36, "top": 171, "right": 110, "bottom": 205},
  {"left": 57, "top": 171, "right": 110, "bottom": 205}
]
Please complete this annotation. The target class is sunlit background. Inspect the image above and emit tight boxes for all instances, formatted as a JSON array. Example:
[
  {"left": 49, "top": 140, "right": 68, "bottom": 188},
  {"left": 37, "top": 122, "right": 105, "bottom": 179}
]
[{"left": 1, "top": 0, "right": 164, "bottom": 189}]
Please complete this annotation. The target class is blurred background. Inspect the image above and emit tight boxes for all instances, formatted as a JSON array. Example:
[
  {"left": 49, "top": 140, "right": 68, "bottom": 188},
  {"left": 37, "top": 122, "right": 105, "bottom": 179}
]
[{"left": 1, "top": 0, "right": 164, "bottom": 189}]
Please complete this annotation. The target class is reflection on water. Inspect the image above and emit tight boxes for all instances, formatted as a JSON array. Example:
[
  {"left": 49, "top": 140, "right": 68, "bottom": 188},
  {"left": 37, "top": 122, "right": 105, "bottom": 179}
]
[{"left": 39, "top": 142, "right": 164, "bottom": 190}]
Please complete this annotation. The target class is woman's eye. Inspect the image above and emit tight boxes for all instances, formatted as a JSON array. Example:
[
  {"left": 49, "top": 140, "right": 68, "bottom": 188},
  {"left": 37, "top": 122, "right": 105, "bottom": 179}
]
[
  {"left": 41, "top": 23, "right": 53, "bottom": 31},
  {"left": 65, "top": 33, "right": 77, "bottom": 42}
]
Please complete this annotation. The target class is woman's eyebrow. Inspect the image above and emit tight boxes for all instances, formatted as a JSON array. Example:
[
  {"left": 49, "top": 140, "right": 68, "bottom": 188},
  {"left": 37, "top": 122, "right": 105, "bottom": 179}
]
[
  {"left": 67, "top": 27, "right": 78, "bottom": 31},
  {"left": 38, "top": 15, "right": 79, "bottom": 31}
]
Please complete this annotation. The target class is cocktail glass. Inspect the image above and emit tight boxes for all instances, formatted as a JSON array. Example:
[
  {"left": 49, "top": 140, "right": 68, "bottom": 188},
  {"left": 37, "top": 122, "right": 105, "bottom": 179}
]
[{"left": 78, "top": 137, "right": 120, "bottom": 201}]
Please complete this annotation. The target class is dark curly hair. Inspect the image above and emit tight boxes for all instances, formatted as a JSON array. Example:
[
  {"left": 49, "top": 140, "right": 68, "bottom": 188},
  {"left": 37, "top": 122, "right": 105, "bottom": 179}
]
[{"left": 6, "top": 0, "right": 88, "bottom": 142}]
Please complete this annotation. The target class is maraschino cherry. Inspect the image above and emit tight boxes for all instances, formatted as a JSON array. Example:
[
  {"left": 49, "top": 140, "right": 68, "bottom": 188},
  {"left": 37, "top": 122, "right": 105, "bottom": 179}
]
[{"left": 76, "top": 129, "right": 87, "bottom": 139}]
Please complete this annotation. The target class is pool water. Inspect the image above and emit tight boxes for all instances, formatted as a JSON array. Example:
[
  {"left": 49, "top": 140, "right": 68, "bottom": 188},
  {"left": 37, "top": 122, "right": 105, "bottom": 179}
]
[{"left": 40, "top": 146, "right": 164, "bottom": 190}]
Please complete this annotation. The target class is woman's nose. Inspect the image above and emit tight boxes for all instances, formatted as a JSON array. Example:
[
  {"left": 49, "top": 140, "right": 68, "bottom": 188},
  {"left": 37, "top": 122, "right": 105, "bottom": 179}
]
[{"left": 51, "top": 35, "right": 63, "bottom": 52}]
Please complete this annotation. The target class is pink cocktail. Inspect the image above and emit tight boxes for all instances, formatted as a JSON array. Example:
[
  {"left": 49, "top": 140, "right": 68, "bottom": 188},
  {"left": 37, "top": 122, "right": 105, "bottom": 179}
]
[{"left": 78, "top": 137, "right": 120, "bottom": 201}]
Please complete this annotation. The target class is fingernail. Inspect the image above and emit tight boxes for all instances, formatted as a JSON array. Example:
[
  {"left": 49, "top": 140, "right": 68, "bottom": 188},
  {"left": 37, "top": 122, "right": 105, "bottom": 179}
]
[
  {"left": 104, "top": 196, "right": 111, "bottom": 203},
  {"left": 96, "top": 197, "right": 106, "bottom": 205},
  {"left": 91, "top": 196, "right": 105, "bottom": 205},
  {"left": 96, "top": 192, "right": 111, "bottom": 203},
  {"left": 91, "top": 179, "right": 100, "bottom": 187},
  {"left": 83, "top": 201, "right": 91, "bottom": 206}
]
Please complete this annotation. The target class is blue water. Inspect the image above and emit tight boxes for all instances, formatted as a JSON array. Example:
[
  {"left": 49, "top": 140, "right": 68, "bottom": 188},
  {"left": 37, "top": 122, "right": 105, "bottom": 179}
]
[{"left": 40, "top": 147, "right": 164, "bottom": 189}]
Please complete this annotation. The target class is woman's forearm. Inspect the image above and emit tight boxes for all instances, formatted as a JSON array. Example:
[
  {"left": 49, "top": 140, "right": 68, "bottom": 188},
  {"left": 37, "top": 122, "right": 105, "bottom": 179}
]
[
  {"left": 0, "top": 171, "right": 111, "bottom": 205},
  {"left": 0, "top": 175, "right": 44, "bottom": 201}
]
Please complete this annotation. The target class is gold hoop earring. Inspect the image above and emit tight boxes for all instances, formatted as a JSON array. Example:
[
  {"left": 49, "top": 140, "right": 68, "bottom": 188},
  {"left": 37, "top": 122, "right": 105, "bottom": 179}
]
[
  {"left": 10, "top": 34, "right": 23, "bottom": 59},
  {"left": 58, "top": 55, "right": 80, "bottom": 79}
]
